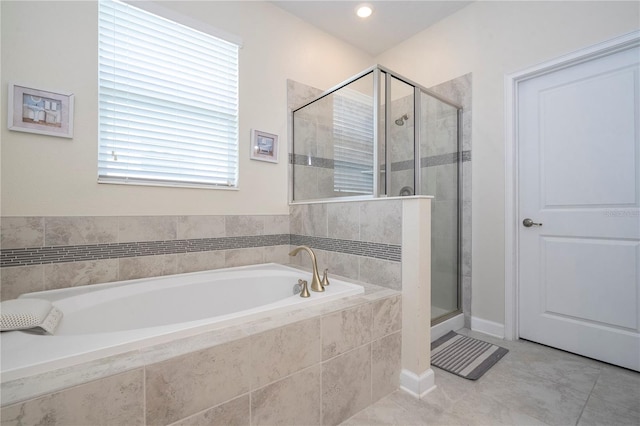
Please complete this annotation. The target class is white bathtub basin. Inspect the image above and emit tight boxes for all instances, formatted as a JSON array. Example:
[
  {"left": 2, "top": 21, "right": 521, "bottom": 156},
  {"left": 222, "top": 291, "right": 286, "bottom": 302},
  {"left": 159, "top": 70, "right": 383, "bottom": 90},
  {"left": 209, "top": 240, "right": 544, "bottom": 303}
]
[{"left": 1, "top": 263, "right": 364, "bottom": 381}]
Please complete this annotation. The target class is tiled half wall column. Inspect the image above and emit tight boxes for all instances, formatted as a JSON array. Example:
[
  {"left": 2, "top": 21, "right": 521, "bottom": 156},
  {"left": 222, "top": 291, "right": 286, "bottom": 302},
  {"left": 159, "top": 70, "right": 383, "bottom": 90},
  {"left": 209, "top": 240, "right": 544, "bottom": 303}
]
[
  {"left": 0, "top": 215, "right": 291, "bottom": 301},
  {"left": 289, "top": 197, "right": 434, "bottom": 397}
]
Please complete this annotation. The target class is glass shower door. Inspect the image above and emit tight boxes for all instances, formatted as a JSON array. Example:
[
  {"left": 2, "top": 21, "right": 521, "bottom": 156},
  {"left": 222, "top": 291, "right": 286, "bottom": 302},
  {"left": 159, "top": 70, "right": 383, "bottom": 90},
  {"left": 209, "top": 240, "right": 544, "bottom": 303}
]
[
  {"left": 419, "top": 91, "right": 460, "bottom": 322},
  {"left": 292, "top": 72, "right": 375, "bottom": 201}
]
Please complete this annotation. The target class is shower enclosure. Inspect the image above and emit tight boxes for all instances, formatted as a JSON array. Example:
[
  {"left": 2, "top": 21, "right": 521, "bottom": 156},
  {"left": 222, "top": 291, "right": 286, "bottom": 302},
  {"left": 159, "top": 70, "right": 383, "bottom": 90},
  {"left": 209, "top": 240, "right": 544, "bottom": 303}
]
[{"left": 291, "top": 65, "right": 462, "bottom": 324}]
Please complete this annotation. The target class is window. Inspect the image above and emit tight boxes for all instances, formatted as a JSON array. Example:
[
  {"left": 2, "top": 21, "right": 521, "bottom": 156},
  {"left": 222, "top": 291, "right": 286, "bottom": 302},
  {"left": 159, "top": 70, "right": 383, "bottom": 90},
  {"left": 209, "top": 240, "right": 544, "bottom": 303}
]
[
  {"left": 98, "top": 0, "right": 239, "bottom": 188},
  {"left": 332, "top": 89, "right": 374, "bottom": 194}
]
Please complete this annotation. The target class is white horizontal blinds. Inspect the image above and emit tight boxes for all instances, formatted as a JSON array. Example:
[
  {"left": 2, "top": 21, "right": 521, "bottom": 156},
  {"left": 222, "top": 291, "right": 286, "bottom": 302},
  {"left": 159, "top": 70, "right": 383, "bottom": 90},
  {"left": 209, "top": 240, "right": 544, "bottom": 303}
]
[
  {"left": 333, "top": 89, "right": 374, "bottom": 194},
  {"left": 98, "top": 0, "right": 239, "bottom": 188}
]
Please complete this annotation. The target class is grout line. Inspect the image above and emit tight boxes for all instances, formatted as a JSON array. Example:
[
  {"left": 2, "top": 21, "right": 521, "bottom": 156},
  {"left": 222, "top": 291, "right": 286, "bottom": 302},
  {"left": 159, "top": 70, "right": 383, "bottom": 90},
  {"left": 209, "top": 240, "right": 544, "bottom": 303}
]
[
  {"left": 142, "top": 366, "right": 147, "bottom": 425},
  {"left": 319, "top": 314, "right": 324, "bottom": 425},
  {"left": 249, "top": 389, "right": 253, "bottom": 426},
  {"left": 574, "top": 367, "right": 603, "bottom": 426},
  {"left": 248, "top": 323, "right": 255, "bottom": 426},
  {"left": 167, "top": 392, "right": 251, "bottom": 426},
  {"left": 370, "top": 326, "right": 374, "bottom": 405}
]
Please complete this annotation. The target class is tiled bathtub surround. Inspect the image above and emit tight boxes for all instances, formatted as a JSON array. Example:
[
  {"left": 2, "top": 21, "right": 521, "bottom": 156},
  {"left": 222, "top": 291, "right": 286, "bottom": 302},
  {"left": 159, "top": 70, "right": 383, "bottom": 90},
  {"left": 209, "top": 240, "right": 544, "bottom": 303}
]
[
  {"left": 290, "top": 235, "right": 401, "bottom": 262},
  {"left": 0, "top": 215, "right": 290, "bottom": 300},
  {"left": 0, "top": 210, "right": 406, "bottom": 299},
  {"left": 290, "top": 199, "right": 403, "bottom": 290},
  {"left": 0, "top": 235, "right": 290, "bottom": 268},
  {"left": 1, "top": 279, "right": 402, "bottom": 426}
]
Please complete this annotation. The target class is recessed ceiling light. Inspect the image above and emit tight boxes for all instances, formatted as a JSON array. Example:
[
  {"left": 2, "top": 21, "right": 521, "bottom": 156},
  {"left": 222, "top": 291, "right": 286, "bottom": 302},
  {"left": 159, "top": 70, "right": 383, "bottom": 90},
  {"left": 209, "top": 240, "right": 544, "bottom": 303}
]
[{"left": 356, "top": 4, "right": 373, "bottom": 18}]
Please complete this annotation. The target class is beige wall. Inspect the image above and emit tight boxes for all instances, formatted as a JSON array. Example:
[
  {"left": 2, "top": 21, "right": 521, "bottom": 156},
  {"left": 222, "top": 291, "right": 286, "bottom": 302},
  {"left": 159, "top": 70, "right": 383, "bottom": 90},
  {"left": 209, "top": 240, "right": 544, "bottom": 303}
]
[
  {"left": 375, "top": 1, "right": 640, "bottom": 325},
  {"left": 0, "top": 1, "right": 372, "bottom": 216}
]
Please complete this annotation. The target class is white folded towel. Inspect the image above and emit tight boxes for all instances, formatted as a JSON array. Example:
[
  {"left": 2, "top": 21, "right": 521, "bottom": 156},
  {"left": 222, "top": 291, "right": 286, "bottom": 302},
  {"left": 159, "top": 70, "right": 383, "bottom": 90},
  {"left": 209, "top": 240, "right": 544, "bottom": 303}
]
[{"left": 1, "top": 298, "right": 63, "bottom": 334}]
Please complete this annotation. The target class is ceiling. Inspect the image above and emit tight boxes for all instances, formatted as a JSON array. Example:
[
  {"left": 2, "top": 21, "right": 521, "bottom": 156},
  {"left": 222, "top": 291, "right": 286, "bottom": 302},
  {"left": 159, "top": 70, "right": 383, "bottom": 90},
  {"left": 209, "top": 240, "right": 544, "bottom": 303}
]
[{"left": 271, "top": 1, "right": 473, "bottom": 56}]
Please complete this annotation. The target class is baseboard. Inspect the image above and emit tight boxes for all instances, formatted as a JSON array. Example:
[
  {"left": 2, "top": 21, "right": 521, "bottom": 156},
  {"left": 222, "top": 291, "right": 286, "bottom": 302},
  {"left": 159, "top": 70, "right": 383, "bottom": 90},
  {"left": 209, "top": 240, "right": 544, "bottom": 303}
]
[
  {"left": 431, "top": 313, "right": 464, "bottom": 342},
  {"left": 471, "top": 316, "right": 505, "bottom": 338},
  {"left": 399, "top": 368, "right": 436, "bottom": 399}
]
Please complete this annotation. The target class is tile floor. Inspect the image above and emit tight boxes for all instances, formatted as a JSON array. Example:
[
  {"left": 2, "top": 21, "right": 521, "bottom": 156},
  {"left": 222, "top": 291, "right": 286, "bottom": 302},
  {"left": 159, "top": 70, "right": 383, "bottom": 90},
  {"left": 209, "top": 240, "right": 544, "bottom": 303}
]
[{"left": 341, "top": 328, "right": 640, "bottom": 426}]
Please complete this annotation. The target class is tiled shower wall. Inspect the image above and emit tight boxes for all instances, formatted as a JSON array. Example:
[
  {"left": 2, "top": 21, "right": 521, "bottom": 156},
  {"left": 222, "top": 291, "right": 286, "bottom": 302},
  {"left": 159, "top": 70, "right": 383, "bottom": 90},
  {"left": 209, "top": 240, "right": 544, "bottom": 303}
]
[
  {"left": 388, "top": 93, "right": 416, "bottom": 197},
  {"left": 0, "top": 215, "right": 291, "bottom": 301}
]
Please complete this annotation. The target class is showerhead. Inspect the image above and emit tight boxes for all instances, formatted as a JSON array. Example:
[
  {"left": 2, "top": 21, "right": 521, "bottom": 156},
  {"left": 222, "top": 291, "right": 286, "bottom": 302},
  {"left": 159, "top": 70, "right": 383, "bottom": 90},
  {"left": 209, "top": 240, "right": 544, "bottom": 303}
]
[{"left": 395, "top": 114, "right": 409, "bottom": 126}]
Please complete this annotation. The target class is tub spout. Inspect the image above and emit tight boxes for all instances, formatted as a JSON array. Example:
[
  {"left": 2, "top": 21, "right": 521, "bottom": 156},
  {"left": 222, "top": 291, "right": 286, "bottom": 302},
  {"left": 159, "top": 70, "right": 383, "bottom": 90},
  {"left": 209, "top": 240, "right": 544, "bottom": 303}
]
[{"left": 289, "top": 245, "right": 324, "bottom": 292}]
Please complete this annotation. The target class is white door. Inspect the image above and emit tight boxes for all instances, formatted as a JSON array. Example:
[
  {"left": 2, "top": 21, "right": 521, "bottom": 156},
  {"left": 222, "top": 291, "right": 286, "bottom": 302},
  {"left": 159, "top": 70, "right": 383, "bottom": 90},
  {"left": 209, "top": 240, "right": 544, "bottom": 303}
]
[{"left": 518, "top": 44, "right": 640, "bottom": 371}]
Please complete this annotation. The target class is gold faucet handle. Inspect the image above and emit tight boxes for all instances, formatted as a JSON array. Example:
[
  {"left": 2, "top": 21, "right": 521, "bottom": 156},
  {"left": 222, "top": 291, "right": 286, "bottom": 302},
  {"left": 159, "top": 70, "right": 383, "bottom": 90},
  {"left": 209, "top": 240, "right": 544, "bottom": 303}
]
[
  {"left": 298, "top": 279, "right": 310, "bottom": 298},
  {"left": 321, "top": 269, "right": 330, "bottom": 287}
]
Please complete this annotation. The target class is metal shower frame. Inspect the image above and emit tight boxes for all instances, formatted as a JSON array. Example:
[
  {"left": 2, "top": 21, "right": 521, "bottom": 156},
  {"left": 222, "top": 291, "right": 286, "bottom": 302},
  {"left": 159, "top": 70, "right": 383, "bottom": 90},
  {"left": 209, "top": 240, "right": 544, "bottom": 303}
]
[
  {"left": 291, "top": 64, "right": 464, "bottom": 323},
  {"left": 291, "top": 64, "right": 462, "bottom": 199}
]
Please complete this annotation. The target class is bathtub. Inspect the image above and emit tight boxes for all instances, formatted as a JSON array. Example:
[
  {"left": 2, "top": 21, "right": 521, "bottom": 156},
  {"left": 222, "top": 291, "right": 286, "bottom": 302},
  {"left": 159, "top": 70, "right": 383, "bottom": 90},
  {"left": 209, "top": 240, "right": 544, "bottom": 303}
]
[{"left": 1, "top": 263, "right": 364, "bottom": 381}]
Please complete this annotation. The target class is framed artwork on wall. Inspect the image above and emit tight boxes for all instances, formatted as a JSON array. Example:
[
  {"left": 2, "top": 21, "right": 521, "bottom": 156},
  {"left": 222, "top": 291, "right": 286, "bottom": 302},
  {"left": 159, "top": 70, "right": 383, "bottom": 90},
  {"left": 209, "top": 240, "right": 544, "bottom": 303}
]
[
  {"left": 7, "top": 83, "right": 74, "bottom": 138},
  {"left": 250, "top": 129, "right": 278, "bottom": 163}
]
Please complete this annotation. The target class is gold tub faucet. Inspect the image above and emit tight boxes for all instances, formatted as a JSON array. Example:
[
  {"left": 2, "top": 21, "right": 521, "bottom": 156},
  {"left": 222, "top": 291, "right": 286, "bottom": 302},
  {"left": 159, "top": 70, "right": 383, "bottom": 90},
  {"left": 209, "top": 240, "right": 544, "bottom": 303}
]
[{"left": 289, "top": 245, "right": 324, "bottom": 292}]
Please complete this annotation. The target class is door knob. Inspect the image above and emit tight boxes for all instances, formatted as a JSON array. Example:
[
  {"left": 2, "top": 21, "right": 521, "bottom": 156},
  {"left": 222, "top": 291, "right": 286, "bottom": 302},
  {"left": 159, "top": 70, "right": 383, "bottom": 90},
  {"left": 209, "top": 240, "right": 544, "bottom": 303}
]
[{"left": 523, "top": 218, "right": 542, "bottom": 227}]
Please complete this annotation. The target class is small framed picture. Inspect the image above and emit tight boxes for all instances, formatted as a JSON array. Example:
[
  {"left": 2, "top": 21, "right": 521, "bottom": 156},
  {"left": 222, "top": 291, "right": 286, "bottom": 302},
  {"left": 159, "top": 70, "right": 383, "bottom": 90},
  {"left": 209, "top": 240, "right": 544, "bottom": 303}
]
[
  {"left": 7, "top": 83, "right": 74, "bottom": 138},
  {"left": 250, "top": 129, "right": 278, "bottom": 163}
]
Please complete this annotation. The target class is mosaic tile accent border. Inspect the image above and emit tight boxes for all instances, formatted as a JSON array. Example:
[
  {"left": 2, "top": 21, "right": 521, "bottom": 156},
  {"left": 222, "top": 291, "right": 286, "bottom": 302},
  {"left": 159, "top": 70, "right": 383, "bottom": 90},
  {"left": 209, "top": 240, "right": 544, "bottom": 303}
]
[
  {"left": 290, "top": 153, "right": 335, "bottom": 168},
  {"left": 291, "top": 234, "right": 401, "bottom": 262},
  {"left": 291, "top": 151, "right": 470, "bottom": 171},
  {"left": 392, "top": 151, "right": 472, "bottom": 172},
  {"left": 0, "top": 234, "right": 402, "bottom": 267},
  {"left": 0, "top": 234, "right": 290, "bottom": 268},
  {"left": 422, "top": 151, "right": 471, "bottom": 167}
]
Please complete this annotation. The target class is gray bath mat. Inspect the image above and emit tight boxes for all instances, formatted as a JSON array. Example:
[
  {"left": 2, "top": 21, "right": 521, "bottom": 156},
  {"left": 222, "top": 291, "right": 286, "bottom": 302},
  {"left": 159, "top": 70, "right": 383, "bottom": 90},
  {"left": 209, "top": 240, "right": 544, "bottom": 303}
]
[{"left": 431, "top": 331, "right": 508, "bottom": 380}]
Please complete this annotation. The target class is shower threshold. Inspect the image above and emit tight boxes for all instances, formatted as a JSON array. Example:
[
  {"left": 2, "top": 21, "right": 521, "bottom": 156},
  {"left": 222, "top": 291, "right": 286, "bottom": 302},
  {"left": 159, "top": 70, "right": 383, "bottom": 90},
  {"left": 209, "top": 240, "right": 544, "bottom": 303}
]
[{"left": 431, "top": 312, "right": 464, "bottom": 342}]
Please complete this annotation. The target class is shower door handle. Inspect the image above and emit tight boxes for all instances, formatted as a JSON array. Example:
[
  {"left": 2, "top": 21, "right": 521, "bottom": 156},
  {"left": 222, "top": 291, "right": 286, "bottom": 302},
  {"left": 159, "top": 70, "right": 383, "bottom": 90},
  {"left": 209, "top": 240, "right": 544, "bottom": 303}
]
[{"left": 522, "top": 218, "right": 542, "bottom": 227}]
